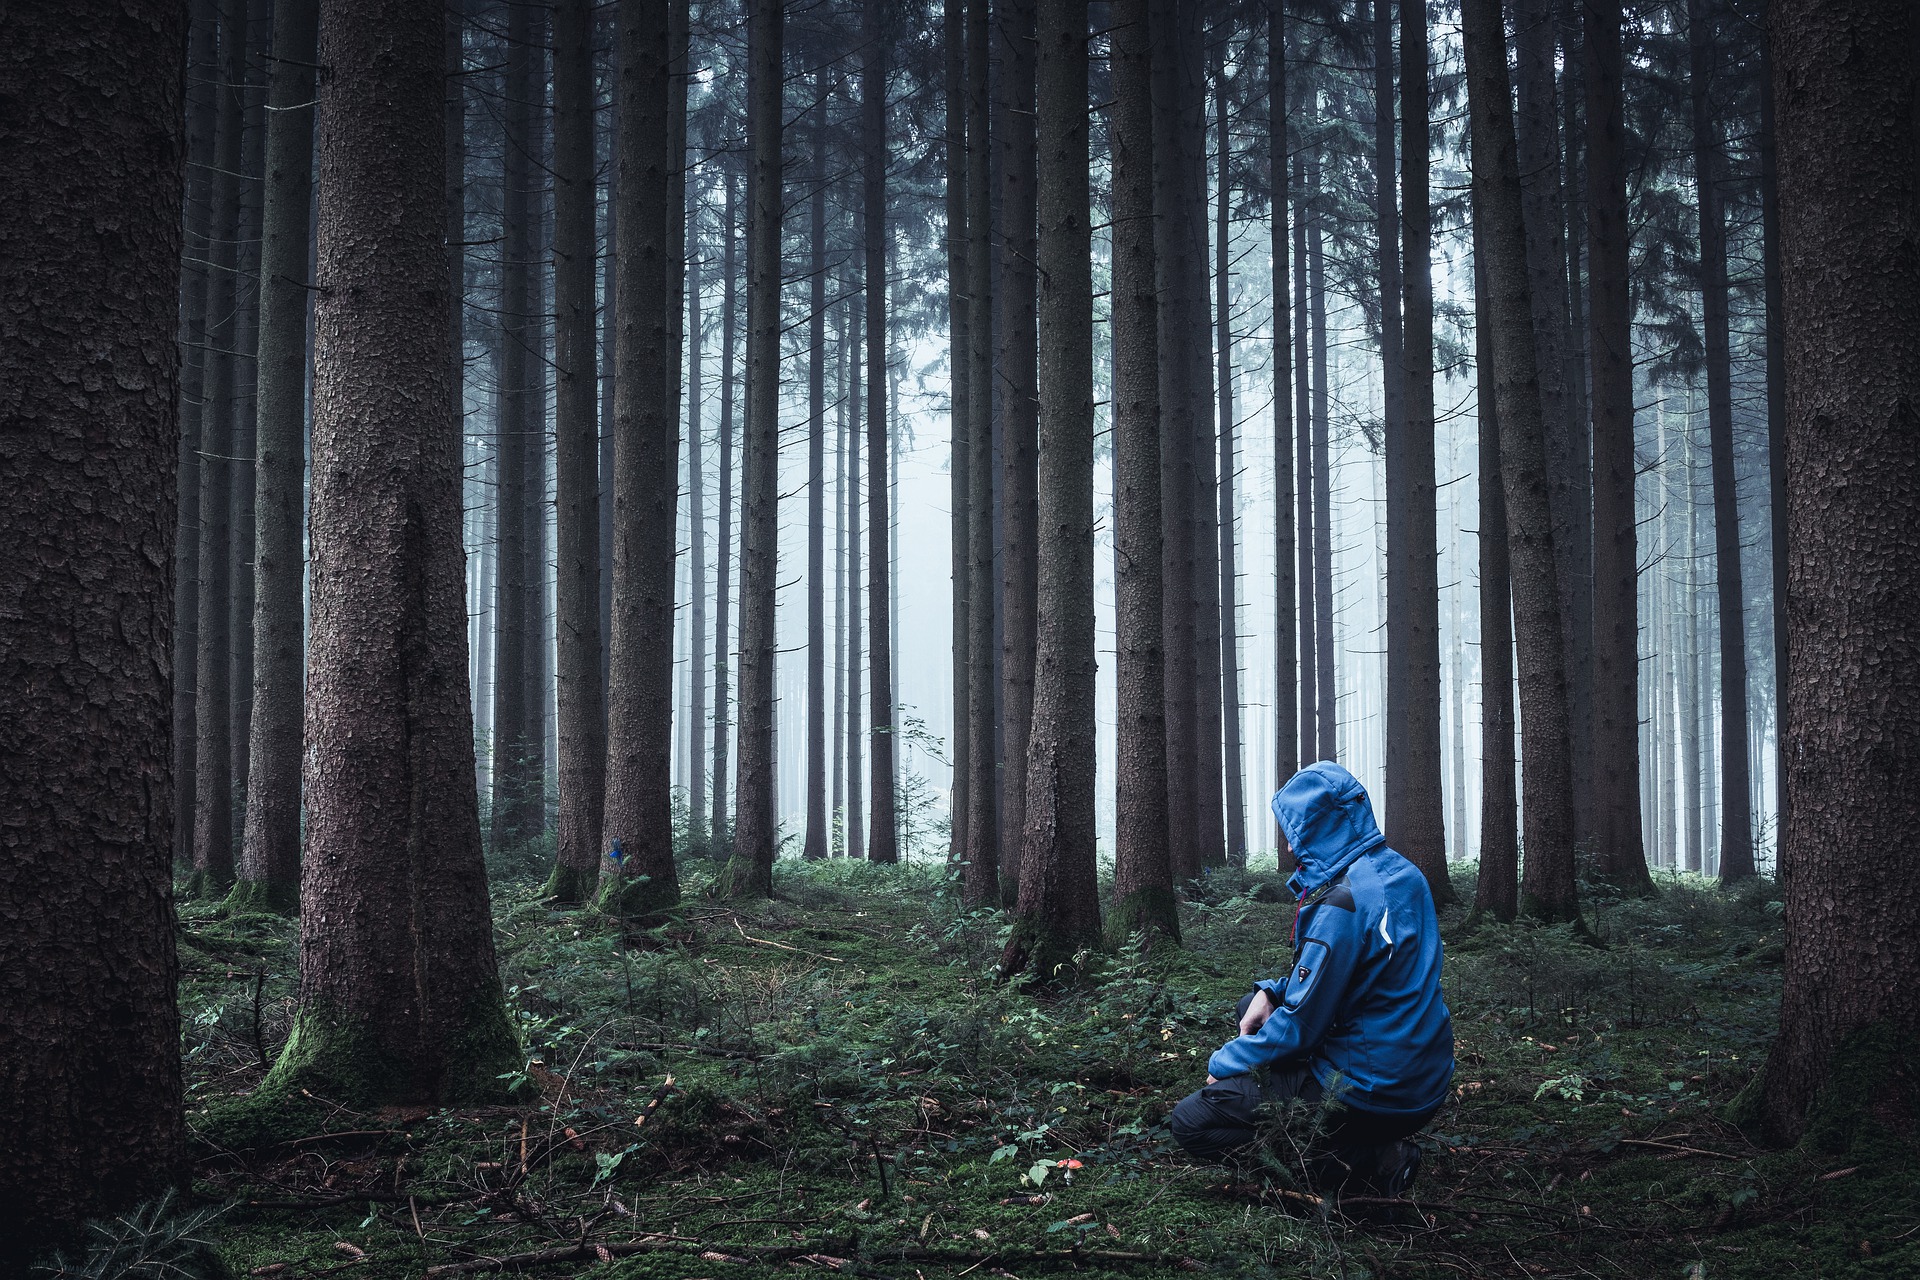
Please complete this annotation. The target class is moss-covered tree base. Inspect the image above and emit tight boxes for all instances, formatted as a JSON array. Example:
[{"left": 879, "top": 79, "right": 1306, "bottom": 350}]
[
  {"left": 544, "top": 860, "right": 598, "bottom": 905},
  {"left": 198, "top": 994, "right": 523, "bottom": 1150},
  {"left": 595, "top": 870, "right": 680, "bottom": 919},
  {"left": 221, "top": 877, "right": 299, "bottom": 917},
  {"left": 1106, "top": 886, "right": 1182, "bottom": 951},
  {"left": 998, "top": 915, "right": 1101, "bottom": 985}
]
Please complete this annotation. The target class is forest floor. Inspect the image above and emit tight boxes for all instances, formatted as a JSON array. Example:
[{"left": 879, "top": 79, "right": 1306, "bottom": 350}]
[{"left": 172, "top": 852, "right": 1917, "bottom": 1280}]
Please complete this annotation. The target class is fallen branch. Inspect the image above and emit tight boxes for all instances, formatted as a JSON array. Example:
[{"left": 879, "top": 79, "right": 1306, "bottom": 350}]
[
  {"left": 1615, "top": 1138, "right": 1741, "bottom": 1161},
  {"left": 732, "top": 917, "right": 845, "bottom": 963},
  {"left": 423, "top": 1237, "right": 1204, "bottom": 1277}
]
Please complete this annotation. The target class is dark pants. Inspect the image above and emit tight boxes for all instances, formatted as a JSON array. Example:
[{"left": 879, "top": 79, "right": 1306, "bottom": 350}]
[{"left": 1169, "top": 992, "right": 1437, "bottom": 1172}]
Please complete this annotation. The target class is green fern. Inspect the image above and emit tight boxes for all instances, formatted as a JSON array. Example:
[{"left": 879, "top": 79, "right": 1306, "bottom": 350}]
[{"left": 33, "top": 1190, "right": 228, "bottom": 1280}]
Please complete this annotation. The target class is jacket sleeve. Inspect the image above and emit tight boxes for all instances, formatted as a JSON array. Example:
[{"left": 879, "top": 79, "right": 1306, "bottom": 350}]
[{"left": 1208, "top": 899, "right": 1366, "bottom": 1080}]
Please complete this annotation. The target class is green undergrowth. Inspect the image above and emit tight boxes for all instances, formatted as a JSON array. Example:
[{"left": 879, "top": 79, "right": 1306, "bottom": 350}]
[{"left": 173, "top": 857, "right": 1916, "bottom": 1279}]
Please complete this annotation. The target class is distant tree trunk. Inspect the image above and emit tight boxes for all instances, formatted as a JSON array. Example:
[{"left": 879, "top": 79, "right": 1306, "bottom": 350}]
[
  {"left": 832, "top": 314, "right": 848, "bottom": 853},
  {"left": 847, "top": 285, "right": 867, "bottom": 861},
  {"left": 489, "top": 1, "right": 541, "bottom": 853},
  {"left": 1757, "top": 16, "right": 1787, "bottom": 837},
  {"left": 1108, "top": 0, "right": 1177, "bottom": 943},
  {"left": 174, "top": 0, "right": 217, "bottom": 874},
  {"left": 1294, "top": 148, "right": 1317, "bottom": 768},
  {"left": 1269, "top": 0, "right": 1298, "bottom": 827},
  {"left": 864, "top": 0, "right": 900, "bottom": 866},
  {"left": 1372, "top": 0, "right": 1409, "bottom": 817},
  {"left": 1472, "top": 246, "right": 1518, "bottom": 924},
  {"left": 1150, "top": 0, "right": 1201, "bottom": 882},
  {"left": 661, "top": 0, "right": 688, "bottom": 813},
  {"left": 1463, "top": 0, "right": 1579, "bottom": 923},
  {"left": 0, "top": 1, "right": 187, "bottom": 1253},
  {"left": 601, "top": 117, "right": 618, "bottom": 710},
  {"left": 805, "top": 100, "right": 830, "bottom": 863},
  {"left": 1514, "top": 0, "right": 1594, "bottom": 863},
  {"left": 545, "top": 0, "right": 607, "bottom": 903},
  {"left": 192, "top": 0, "right": 247, "bottom": 895},
  {"left": 945, "top": 0, "right": 971, "bottom": 869},
  {"left": 1687, "top": 0, "right": 1754, "bottom": 884},
  {"left": 1309, "top": 177, "right": 1335, "bottom": 761},
  {"left": 1394, "top": 0, "right": 1451, "bottom": 900},
  {"left": 1002, "top": 0, "right": 1100, "bottom": 978},
  {"left": 1677, "top": 436, "right": 1705, "bottom": 874},
  {"left": 712, "top": 169, "right": 738, "bottom": 846},
  {"left": 722, "top": 0, "right": 783, "bottom": 898},
  {"left": 1214, "top": 34, "right": 1247, "bottom": 867},
  {"left": 1583, "top": 0, "right": 1650, "bottom": 891},
  {"left": 686, "top": 217, "right": 708, "bottom": 848},
  {"left": 961, "top": 0, "right": 999, "bottom": 904},
  {"left": 268, "top": 0, "right": 518, "bottom": 1108},
  {"left": 996, "top": 0, "right": 1038, "bottom": 896},
  {"left": 235, "top": 0, "right": 319, "bottom": 915},
  {"left": 604, "top": 0, "right": 683, "bottom": 912},
  {"left": 1759, "top": 0, "right": 1920, "bottom": 1144},
  {"left": 229, "top": 0, "right": 267, "bottom": 837}
]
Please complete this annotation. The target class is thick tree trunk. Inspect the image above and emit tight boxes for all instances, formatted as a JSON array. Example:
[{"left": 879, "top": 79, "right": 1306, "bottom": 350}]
[
  {"left": 1687, "top": 0, "right": 1754, "bottom": 884},
  {"left": 1372, "top": 0, "right": 1409, "bottom": 823},
  {"left": 1760, "top": 0, "right": 1920, "bottom": 1144},
  {"left": 263, "top": 0, "right": 518, "bottom": 1110},
  {"left": 1214, "top": 36, "right": 1247, "bottom": 867},
  {"left": 864, "top": 0, "right": 900, "bottom": 865},
  {"left": 961, "top": 0, "right": 999, "bottom": 904},
  {"left": 1108, "top": 0, "right": 1177, "bottom": 943},
  {"left": 945, "top": 0, "right": 971, "bottom": 869},
  {"left": 1150, "top": 0, "right": 1201, "bottom": 882},
  {"left": 805, "top": 104, "right": 830, "bottom": 863},
  {"left": 605, "top": 0, "right": 684, "bottom": 912},
  {"left": 1269, "top": 0, "right": 1298, "bottom": 828},
  {"left": 1513, "top": 0, "right": 1594, "bottom": 864},
  {"left": 489, "top": 2, "right": 542, "bottom": 854},
  {"left": 997, "top": 0, "right": 1039, "bottom": 895},
  {"left": 192, "top": 0, "right": 248, "bottom": 895},
  {"left": 235, "top": 0, "right": 319, "bottom": 915},
  {"left": 0, "top": 1, "right": 187, "bottom": 1253},
  {"left": 229, "top": 0, "right": 267, "bottom": 837},
  {"left": 1003, "top": 0, "right": 1101, "bottom": 978},
  {"left": 722, "top": 0, "right": 783, "bottom": 897},
  {"left": 1471, "top": 247, "right": 1518, "bottom": 924},
  {"left": 1294, "top": 149, "right": 1316, "bottom": 769},
  {"left": 712, "top": 170, "right": 738, "bottom": 847},
  {"left": 1394, "top": 0, "right": 1451, "bottom": 900},
  {"left": 546, "top": 0, "right": 607, "bottom": 903},
  {"left": 1583, "top": 0, "right": 1650, "bottom": 891},
  {"left": 1462, "top": 0, "right": 1579, "bottom": 924}
]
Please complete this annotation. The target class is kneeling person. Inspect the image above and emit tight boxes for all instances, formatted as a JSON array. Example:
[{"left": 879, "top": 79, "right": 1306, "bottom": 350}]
[{"left": 1170, "top": 762, "right": 1453, "bottom": 1195}]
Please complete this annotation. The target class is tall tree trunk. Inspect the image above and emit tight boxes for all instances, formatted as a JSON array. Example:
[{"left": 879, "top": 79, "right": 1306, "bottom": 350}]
[
  {"left": 1108, "top": 0, "right": 1177, "bottom": 943},
  {"left": 832, "top": 312, "right": 847, "bottom": 853},
  {"left": 722, "top": 0, "right": 783, "bottom": 897},
  {"left": 686, "top": 213, "right": 708, "bottom": 848},
  {"left": 1150, "top": 0, "right": 1201, "bottom": 881},
  {"left": 712, "top": 169, "right": 738, "bottom": 846},
  {"left": 1759, "top": 0, "right": 1920, "bottom": 1143},
  {"left": 1294, "top": 148, "right": 1317, "bottom": 768},
  {"left": 236, "top": 0, "right": 319, "bottom": 915},
  {"left": 1462, "top": 0, "right": 1579, "bottom": 923},
  {"left": 945, "top": 0, "right": 971, "bottom": 869},
  {"left": 1395, "top": 0, "right": 1451, "bottom": 900},
  {"left": 601, "top": 129, "right": 618, "bottom": 708},
  {"left": 996, "top": 0, "right": 1039, "bottom": 896},
  {"left": 0, "top": 1, "right": 187, "bottom": 1252},
  {"left": 961, "top": 0, "right": 999, "bottom": 903},
  {"left": 489, "top": 1, "right": 541, "bottom": 853},
  {"left": 1678, "top": 435, "right": 1704, "bottom": 874},
  {"left": 805, "top": 100, "right": 830, "bottom": 863},
  {"left": 175, "top": 0, "right": 217, "bottom": 875},
  {"left": 847, "top": 285, "right": 867, "bottom": 860},
  {"left": 1584, "top": 0, "right": 1650, "bottom": 891},
  {"left": 1688, "top": 0, "right": 1754, "bottom": 884},
  {"left": 1269, "top": 0, "right": 1298, "bottom": 827},
  {"left": 1757, "top": 14, "right": 1787, "bottom": 840},
  {"left": 1514, "top": 0, "right": 1595, "bottom": 859},
  {"left": 1372, "top": 0, "right": 1409, "bottom": 818},
  {"left": 192, "top": 0, "right": 247, "bottom": 895},
  {"left": 229, "top": 0, "right": 267, "bottom": 839},
  {"left": 547, "top": 0, "right": 607, "bottom": 903},
  {"left": 265, "top": 0, "right": 518, "bottom": 1111},
  {"left": 1002, "top": 0, "right": 1100, "bottom": 977},
  {"left": 1309, "top": 174, "right": 1335, "bottom": 762},
  {"left": 1471, "top": 246, "right": 1518, "bottom": 924},
  {"left": 605, "top": 0, "right": 684, "bottom": 912},
  {"left": 864, "top": 0, "right": 900, "bottom": 865},
  {"left": 1214, "top": 34, "right": 1247, "bottom": 867}
]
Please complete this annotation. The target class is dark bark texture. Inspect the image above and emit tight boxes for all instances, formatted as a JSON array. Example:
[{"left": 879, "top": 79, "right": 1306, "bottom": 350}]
[
  {"left": 0, "top": 0, "right": 188, "bottom": 1255},
  {"left": 945, "top": 0, "right": 971, "bottom": 870},
  {"left": 1472, "top": 248, "right": 1518, "bottom": 924},
  {"left": 1760, "top": 0, "right": 1920, "bottom": 1144},
  {"left": 864, "top": 0, "right": 900, "bottom": 864},
  {"left": 273, "top": 0, "right": 518, "bottom": 1106},
  {"left": 1268, "top": 0, "right": 1298, "bottom": 827}
]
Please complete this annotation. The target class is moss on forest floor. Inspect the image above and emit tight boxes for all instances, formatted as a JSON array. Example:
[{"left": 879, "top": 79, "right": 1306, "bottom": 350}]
[{"left": 174, "top": 858, "right": 1917, "bottom": 1280}]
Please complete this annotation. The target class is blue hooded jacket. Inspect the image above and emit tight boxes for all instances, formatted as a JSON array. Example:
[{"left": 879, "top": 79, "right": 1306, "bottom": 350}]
[{"left": 1206, "top": 762, "right": 1454, "bottom": 1117}]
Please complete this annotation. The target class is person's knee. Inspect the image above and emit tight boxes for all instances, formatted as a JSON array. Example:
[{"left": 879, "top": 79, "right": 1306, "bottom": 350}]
[{"left": 1169, "top": 1079, "right": 1259, "bottom": 1161}]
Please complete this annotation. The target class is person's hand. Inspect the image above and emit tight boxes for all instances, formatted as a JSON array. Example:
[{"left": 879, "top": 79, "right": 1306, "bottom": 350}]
[
  {"left": 1239, "top": 989, "right": 1276, "bottom": 1036},
  {"left": 1205, "top": 1075, "right": 1218, "bottom": 1085}
]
